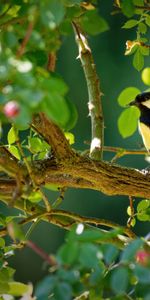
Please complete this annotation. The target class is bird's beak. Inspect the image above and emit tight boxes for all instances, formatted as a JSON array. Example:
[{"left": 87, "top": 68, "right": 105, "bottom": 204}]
[{"left": 127, "top": 99, "right": 136, "bottom": 107}]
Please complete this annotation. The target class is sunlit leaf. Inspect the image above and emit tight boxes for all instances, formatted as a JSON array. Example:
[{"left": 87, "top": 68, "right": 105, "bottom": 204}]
[
  {"left": 118, "top": 87, "right": 141, "bottom": 107},
  {"left": 118, "top": 107, "right": 140, "bottom": 138},
  {"left": 122, "top": 19, "right": 138, "bottom": 29},
  {"left": 133, "top": 49, "right": 144, "bottom": 71}
]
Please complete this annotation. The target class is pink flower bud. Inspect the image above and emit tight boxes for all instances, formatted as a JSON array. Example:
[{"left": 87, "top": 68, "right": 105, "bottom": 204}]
[
  {"left": 136, "top": 250, "right": 150, "bottom": 266},
  {"left": 3, "top": 101, "right": 20, "bottom": 118}
]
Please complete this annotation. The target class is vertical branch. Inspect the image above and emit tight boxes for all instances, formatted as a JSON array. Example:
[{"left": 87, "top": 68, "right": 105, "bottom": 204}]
[{"left": 73, "top": 22, "right": 104, "bottom": 160}]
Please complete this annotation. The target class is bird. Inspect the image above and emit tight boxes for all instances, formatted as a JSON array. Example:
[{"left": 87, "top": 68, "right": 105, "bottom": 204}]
[{"left": 129, "top": 92, "right": 150, "bottom": 152}]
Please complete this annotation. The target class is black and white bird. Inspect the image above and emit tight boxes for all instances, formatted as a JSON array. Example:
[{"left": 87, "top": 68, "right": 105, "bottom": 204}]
[{"left": 129, "top": 92, "right": 150, "bottom": 152}]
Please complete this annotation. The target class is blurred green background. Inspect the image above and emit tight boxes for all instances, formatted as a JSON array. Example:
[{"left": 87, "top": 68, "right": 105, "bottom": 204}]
[{"left": 5, "top": 1, "right": 149, "bottom": 285}]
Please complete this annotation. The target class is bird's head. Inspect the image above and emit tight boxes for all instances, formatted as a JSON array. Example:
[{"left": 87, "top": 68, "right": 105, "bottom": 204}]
[{"left": 129, "top": 92, "right": 150, "bottom": 109}]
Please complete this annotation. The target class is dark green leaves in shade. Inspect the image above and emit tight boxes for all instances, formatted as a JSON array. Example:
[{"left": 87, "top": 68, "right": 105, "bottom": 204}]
[
  {"left": 35, "top": 276, "right": 57, "bottom": 300},
  {"left": 121, "top": 239, "right": 143, "bottom": 262},
  {"left": 118, "top": 87, "right": 140, "bottom": 138},
  {"left": 0, "top": 55, "right": 78, "bottom": 130},
  {"left": 111, "top": 267, "right": 129, "bottom": 294},
  {"left": 81, "top": 10, "right": 109, "bottom": 35},
  {"left": 40, "top": 0, "right": 66, "bottom": 30}
]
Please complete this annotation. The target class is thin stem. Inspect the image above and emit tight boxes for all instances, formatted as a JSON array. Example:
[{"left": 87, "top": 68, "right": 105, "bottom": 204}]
[
  {"left": 135, "top": 5, "right": 150, "bottom": 10},
  {"left": 47, "top": 53, "right": 56, "bottom": 72},
  {"left": 0, "top": 202, "right": 136, "bottom": 248},
  {"left": 26, "top": 240, "right": 57, "bottom": 266},
  {"left": 50, "top": 209, "right": 136, "bottom": 239},
  {"left": 73, "top": 21, "right": 104, "bottom": 161},
  {"left": 103, "top": 146, "right": 147, "bottom": 155},
  {"left": 17, "top": 21, "right": 34, "bottom": 58}
]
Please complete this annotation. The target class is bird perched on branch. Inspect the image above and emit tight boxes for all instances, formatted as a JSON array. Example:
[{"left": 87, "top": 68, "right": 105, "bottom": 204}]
[{"left": 129, "top": 92, "right": 150, "bottom": 152}]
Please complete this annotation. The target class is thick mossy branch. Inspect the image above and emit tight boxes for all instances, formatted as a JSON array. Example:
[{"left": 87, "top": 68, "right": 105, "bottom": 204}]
[
  {"left": 0, "top": 118, "right": 150, "bottom": 199},
  {"left": 0, "top": 152, "right": 150, "bottom": 199},
  {"left": 73, "top": 22, "right": 104, "bottom": 160}
]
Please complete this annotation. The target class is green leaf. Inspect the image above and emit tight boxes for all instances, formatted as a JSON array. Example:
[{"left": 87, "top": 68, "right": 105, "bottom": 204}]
[
  {"left": 8, "top": 281, "right": 29, "bottom": 296},
  {"left": 137, "top": 213, "right": 150, "bottom": 221},
  {"left": 89, "top": 263, "right": 105, "bottom": 285},
  {"left": 118, "top": 87, "right": 141, "bottom": 107},
  {"left": 121, "top": 239, "right": 143, "bottom": 262},
  {"left": 58, "top": 242, "right": 79, "bottom": 265},
  {"left": 40, "top": 0, "right": 66, "bottom": 30},
  {"left": 28, "top": 191, "right": 42, "bottom": 203},
  {"left": 53, "top": 282, "right": 72, "bottom": 300},
  {"left": 103, "top": 245, "right": 119, "bottom": 265},
  {"left": 79, "top": 243, "right": 101, "bottom": 268},
  {"left": 137, "top": 199, "right": 150, "bottom": 212},
  {"left": 8, "top": 145, "right": 21, "bottom": 160},
  {"left": 76, "top": 229, "right": 105, "bottom": 242},
  {"left": 35, "top": 276, "right": 56, "bottom": 299},
  {"left": 0, "top": 238, "right": 5, "bottom": 248},
  {"left": 138, "top": 22, "right": 147, "bottom": 34},
  {"left": 7, "top": 126, "right": 17, "bottom": 145},
  {"left": 145, "top": 15, "right": 150, "bottom": 26},
  {"left": 111, "top": 267, "right": 129, "bottom": 294},
  {"left": 28, "top": 137, "right": 42, "bottom": 154},
  {"left": 122, "top": 19, "right": 138, "bottom": 29},
  {"left": 139, "top": 45, "right": 149, "bottom": 56},
  {"left": 118, "top": 107, "right": 140, "bottom": 138},
  {"left": 64, "top": 132, "right": 75, "bottom": 145},
  {"left": 81, "top": 10, "right": 109, "bottom": 35},
  {"left": 134, "top": 265, "right": 150, "bottom": 284},
  {"left": 127, "top": 206, "right": 132, "bottom": 216},
  {"left": 121, "top": 0, "right": 135, "bottom": 17},
  {"left": 133, "top": 49, "right": 144, "bottom": 71},
  {"left": 0, "top": 281, "right": 9, "bottom": 294}
]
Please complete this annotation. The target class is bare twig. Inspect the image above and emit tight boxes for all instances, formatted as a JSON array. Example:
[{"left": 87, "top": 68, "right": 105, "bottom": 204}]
[{"left": 72, "top": 21, "right": 104, "bottom": 160}]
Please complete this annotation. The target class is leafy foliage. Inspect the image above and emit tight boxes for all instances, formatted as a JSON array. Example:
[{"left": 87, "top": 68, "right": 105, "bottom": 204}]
[{"left": 35, "top": 226, "right": 150, "bottom": 300}]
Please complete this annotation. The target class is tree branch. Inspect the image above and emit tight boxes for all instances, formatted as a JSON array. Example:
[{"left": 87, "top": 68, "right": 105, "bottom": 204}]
[
  {"left": 0, "top": 198, "right": 135, "bottom": 247},
  {"left": 0, "top": 150, "right": 150, "bottom": 199},
  {"left": 72, "top": 22, "right": 104, "bottom": 160},
  {"left": 32, "top": 113, "right": 75, "bottom": 160}
]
